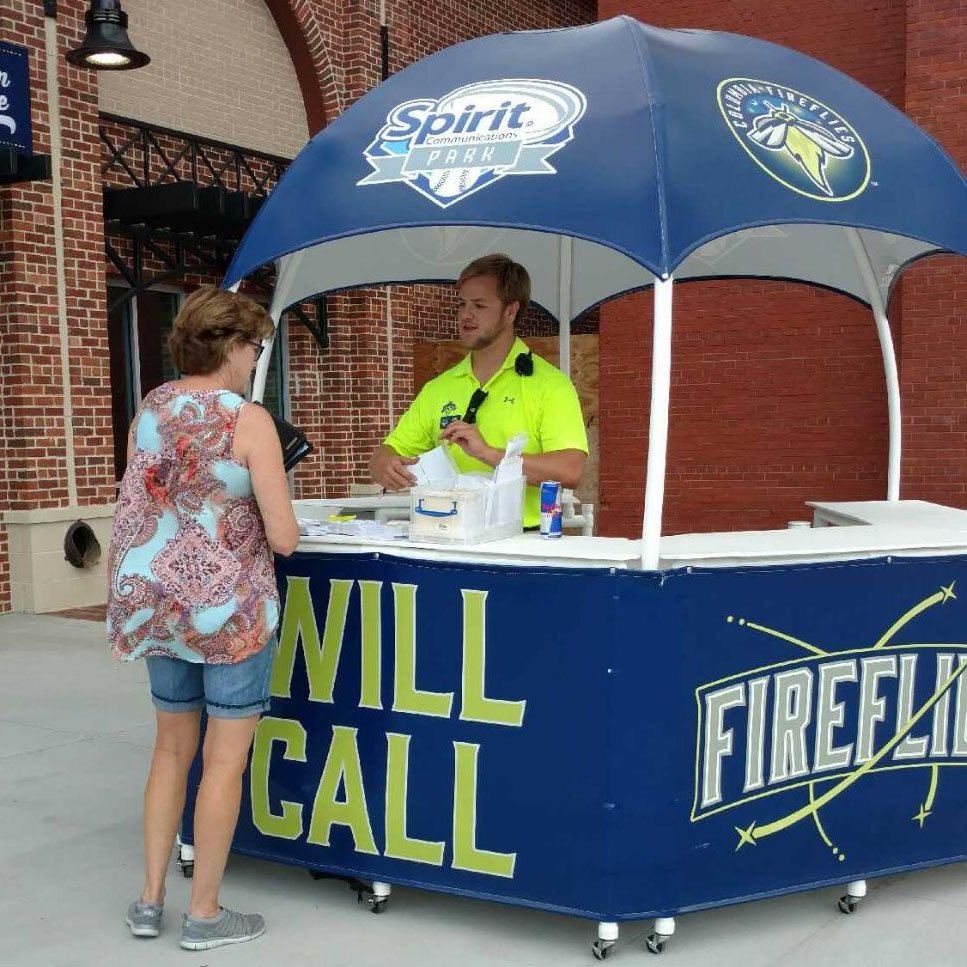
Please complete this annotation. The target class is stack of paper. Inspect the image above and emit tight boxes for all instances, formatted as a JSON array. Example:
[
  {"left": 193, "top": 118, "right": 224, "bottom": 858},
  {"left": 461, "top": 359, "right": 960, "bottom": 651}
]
[{"left": 297, "top": 518, "right": 409, "bottom": 540}]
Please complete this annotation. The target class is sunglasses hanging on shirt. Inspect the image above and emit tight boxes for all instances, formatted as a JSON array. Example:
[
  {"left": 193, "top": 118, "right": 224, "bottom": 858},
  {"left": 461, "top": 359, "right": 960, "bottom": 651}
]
[
  {"left": 463, "top": 388, "right": 489, "bottom": 425},
  {"left": 463, "top": 353, "right": 533, "bottom": 425}
]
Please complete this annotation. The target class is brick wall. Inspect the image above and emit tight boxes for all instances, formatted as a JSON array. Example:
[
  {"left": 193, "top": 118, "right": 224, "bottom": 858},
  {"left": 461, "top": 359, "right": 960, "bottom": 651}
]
[
  {"left": 597, "top": 0, "right": 916, "bottom": 537},
  {"left": 899, "top": 1, "right": 967, "bottom": 507},
  {"left": 99, "top": 0, "right": 310, "bottom": 159},
  {"left": 61, "top": 0, "right": 112, "bottom": 507},
  {"left": 0, "top": 0, "right": 109, "bottom": 611},
  {"left": 0, "top": 1, "right": 56, "bottom": 609}
]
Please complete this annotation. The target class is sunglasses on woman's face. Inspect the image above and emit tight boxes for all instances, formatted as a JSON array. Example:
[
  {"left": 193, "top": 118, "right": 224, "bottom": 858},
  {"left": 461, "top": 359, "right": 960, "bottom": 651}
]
[{"left": 243, "top": 340, "right": 265, "bottom": 361}]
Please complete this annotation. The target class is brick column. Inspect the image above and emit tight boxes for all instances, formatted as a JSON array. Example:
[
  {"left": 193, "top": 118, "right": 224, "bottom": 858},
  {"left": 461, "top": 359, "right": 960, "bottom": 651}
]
[
  {"left": 899, "top": 0, "right": 967, "bottom": 505},
  {"left": 0, "top": 0, "right": 110, "bottom": 613}
]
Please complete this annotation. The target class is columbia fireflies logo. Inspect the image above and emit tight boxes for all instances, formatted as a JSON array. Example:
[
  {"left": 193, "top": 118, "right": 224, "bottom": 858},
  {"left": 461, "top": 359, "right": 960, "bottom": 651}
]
[
  {"left": 693, "top": 582, "right": 966, "bottom": 860},
  {"left": 717, "top": 79, "right": 871, "bottom": 202}
]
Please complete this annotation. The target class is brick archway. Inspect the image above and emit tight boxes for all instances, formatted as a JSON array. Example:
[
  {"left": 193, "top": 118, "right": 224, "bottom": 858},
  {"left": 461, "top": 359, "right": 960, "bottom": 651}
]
[{"left": 262, "top": 0, "right": 340, "bottom": 134}]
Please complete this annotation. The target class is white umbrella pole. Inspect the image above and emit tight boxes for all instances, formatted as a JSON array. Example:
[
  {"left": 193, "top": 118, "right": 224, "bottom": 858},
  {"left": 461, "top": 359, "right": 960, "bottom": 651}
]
[
  {"left": 386, "top": 289, "right": 395, "bottom": 429},
  {"left": 252, "top": 306, "right": 281, "bottom": 404},
  {"left": 641, "top": 275, "right": 674, "bottom": 570},
  {"left": 558, "top": 235, "right": 572, "bottom": 375},
  {"left": 845, "top": 228, "right": 901, "bottom": 501}
]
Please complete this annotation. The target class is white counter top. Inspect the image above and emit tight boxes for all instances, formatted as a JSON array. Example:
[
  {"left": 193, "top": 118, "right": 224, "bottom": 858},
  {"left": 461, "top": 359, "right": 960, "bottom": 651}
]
[
  {"left": 807, "top": 499, "right": 967, "bottom": 529},
  {"left": 293, "top": 500, "right": 967, "bottom": 571},
  {"left": 296, "top": 531, "right": 642, "bottom": 569},
  {"left": 658, "top": 522, "right": 967, "bottom": 568}
]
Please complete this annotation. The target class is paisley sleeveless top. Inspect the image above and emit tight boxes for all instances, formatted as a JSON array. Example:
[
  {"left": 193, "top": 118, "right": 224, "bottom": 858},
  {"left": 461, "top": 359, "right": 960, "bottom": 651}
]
[{"left": 107, "top": 384, "right": 280, "bottom": 664}]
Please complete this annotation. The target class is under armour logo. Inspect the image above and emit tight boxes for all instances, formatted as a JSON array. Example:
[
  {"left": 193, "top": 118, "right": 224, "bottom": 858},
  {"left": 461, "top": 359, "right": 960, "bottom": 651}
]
[{"left": 503, "top": 396, "right": 516, "bottom": 404}]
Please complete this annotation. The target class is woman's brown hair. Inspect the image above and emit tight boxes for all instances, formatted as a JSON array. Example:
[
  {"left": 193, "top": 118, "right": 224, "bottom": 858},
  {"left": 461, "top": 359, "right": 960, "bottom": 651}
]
[{"left": 167, "top": 286, "right": 275, "bottom": 376}]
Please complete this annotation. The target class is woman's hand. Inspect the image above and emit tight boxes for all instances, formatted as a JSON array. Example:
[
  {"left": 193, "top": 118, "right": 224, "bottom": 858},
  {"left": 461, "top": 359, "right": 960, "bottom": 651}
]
[{"left": 235, "top": 404, "right": 300, "bottom": 555}]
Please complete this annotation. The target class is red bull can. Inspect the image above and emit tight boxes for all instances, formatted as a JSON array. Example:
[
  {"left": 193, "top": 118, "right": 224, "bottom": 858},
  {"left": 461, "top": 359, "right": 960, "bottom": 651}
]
[{"left": 540, "top": 481, "right": 563, "bottom": 538}]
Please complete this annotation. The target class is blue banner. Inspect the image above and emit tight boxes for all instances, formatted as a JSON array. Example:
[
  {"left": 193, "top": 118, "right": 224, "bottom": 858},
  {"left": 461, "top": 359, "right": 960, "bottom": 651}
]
[
  {"left": 0, "top": 42, "right": 32, "bottom": 156},
  {"left": 185, "top": 551, "right": 967, "bottom": 920}
]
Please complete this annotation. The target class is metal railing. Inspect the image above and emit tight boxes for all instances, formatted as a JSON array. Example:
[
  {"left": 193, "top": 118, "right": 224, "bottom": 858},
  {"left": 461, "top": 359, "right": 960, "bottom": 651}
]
[{"left": 100, "top": 112, "right": 290, "bottom": 198}]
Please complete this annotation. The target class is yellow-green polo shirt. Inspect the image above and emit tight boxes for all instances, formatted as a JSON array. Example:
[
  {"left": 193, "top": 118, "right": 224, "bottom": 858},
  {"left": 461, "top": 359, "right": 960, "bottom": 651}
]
[{"left": 384, "top": 337, "right": 588, "bottom": 527}]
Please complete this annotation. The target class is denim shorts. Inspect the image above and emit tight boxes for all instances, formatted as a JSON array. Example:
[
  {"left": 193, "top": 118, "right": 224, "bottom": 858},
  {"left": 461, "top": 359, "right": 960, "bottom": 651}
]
[{"left": 145, "top": 640, "right": 277, "bottom": 719}]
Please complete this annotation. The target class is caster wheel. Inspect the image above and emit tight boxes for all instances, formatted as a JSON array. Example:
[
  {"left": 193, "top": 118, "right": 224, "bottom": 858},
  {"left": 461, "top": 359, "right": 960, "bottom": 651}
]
[
  {"left": 370, "top": 898, "right": 388, "bottom": 914},
  {"left": 180, "top": 861, "right": 194, "bottom": 879},
  {"left": 591, "top": 939, "right": 615, "bottom": 959},
  {"left": 645, "top": 934, "right": 665, "bottom": 955},
  {"left": 838, "top": 895, "right": 860, "bottom": 915}
]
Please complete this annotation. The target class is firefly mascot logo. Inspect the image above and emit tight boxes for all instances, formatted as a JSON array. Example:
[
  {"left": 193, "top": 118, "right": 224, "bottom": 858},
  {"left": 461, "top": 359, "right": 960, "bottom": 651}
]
[
  {"left": 717, "top": 79, "right": 871, "bottom": 202},
  {"left": 359, "top": 79, "right": 587, "bottom": 208}
]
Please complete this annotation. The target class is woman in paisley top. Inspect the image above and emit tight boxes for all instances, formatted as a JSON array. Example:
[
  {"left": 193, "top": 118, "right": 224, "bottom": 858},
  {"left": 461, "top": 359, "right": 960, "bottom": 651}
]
[{"left": 108, "top": 286, "right": 299, "bottom": 950}]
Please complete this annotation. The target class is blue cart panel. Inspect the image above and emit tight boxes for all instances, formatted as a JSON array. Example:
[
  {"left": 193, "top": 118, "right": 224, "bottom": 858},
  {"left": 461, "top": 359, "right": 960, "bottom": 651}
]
[{"left": 183, "top": 550, "right": 967, "bottom": 921}]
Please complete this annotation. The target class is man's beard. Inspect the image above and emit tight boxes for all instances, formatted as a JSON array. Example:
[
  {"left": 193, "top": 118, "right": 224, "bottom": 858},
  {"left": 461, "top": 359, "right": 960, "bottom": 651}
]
[{"left": 463, "top": 322, "right": 506, "bottom": 351}]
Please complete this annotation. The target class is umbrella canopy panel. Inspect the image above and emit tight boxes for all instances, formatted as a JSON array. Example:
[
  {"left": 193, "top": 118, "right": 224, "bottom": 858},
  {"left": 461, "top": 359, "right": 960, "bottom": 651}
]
[
  {"left": 269, "top": 228, "right": 655, "bottom": 320},
  {"left": 674, "top": 225, "right": 935, "bottom": 307},
  {"left": 268, "top": 222, "right": 936, "bottom": 319},
  {"left": 232, "top": 15, "right": 967, "bottom": 569},
  {"left": 227, "top": 16, "right": 967, "bottom": 311}
]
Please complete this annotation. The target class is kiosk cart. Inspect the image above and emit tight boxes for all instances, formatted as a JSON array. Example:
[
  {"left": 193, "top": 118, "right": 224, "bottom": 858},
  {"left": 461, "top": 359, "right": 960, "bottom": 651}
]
[{"left": 180, "top": 17, "right": 967, "bottom": 958}]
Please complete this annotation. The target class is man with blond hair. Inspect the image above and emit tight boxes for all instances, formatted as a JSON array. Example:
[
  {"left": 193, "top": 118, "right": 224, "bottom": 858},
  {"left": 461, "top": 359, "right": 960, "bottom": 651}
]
[{"left": 371, "top": 254, "right": 587, "bottom": 528}]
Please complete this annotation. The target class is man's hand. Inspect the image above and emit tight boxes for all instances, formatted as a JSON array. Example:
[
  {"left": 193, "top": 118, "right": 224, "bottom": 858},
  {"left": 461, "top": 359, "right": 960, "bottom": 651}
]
[
  {"left": 438, "top": 421, "right": 502, "bottom": 466},
  {"left": 371, "top": 445, "right": 419, "bottom": 490}
]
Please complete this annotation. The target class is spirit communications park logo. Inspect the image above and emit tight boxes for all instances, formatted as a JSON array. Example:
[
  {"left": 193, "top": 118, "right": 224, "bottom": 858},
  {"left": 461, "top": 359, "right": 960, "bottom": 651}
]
[
  {"left": 717, "top": 78, "right": 871, "bottom": 202},
  {"left": 358, "top": 79, "right": 587, "bottom": 208}
]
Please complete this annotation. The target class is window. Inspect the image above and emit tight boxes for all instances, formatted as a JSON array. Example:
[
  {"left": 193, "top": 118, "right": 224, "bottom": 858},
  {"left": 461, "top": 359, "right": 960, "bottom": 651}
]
[
  {"left": 107, "top": 285, "right": 288, "bottom": 479},
  {"left": 107, "top": 293, "right": 136, "bottom": 481},
  {"left": 107, "top": 286, "right": 182, "bottom": 480},
  {"left": 259, "top": 316, "right": 288, "bottom": 420}
]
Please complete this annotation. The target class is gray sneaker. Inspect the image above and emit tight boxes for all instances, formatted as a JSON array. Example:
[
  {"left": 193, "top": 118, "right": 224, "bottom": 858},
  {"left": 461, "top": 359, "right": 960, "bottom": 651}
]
[
  {"left": 180, "top": 908, "right": 266, "bottom": 950},
  {"left": 126, "top": 900, "right": 163, "bottom": 938}
]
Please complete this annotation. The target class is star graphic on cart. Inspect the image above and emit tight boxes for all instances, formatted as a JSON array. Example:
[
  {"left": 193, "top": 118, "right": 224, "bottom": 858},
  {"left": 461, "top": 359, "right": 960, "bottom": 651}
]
[{"left": 723, "top": 582, "right": 962, "bottom": 857}]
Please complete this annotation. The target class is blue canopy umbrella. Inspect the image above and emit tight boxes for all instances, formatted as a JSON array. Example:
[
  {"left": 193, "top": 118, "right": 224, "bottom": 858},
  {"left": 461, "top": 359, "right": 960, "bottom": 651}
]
[{"left": 226, "top": 16, "right": 967, "bottom": 567}]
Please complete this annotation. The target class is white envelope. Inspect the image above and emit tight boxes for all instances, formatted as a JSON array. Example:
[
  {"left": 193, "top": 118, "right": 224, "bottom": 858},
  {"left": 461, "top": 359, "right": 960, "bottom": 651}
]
[
  {"left": 411, "top": 445, "right": 459, "bottom": 487},
  {"left": 493, "top": 432, "right": 526, "bottom": 484}
]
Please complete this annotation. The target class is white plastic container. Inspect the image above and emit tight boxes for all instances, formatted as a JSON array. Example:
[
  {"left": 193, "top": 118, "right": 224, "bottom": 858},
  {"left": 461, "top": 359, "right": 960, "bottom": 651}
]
[{"left": 410, "top": 477, "right": 525, "bottom": 544}]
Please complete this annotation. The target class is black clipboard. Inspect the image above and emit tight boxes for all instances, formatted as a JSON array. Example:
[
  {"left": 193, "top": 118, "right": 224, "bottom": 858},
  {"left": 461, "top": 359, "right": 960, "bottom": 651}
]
[{"left": 255, "top": 403, "right": 313, "bottom": 472}]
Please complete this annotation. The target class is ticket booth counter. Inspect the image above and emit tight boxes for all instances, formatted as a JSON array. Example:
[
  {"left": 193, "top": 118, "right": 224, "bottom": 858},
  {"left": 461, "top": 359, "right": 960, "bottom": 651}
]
[
  {"left": 181, "top": 501, "right": 967, "bottom": 957},
  {"left": 184, "top": 16, "right": 967, "bottom": 957}
]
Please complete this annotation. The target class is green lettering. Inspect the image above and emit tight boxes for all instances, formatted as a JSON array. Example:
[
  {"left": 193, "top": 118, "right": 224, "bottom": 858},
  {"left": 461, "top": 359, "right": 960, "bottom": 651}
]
[
  {"left": 250, "top": 717, "right": 307, "bottom": 840},
  {"left": 452, "top": 741, "right": 515, "bottom": 878},
  {"left": 272, "top": 576, "right": 353, "bottom": 702},
  {"left": 459, "top": 589, "right": 525, "bottom": 727},
  {"left": 392, "top": 583, "right": 453, "bottom": 717},
  {"left": 359, "top": 580, "right": 383, "bottom": 709},
  {"left": 307, "top": 725, "right": 379, "bottom": 854},
  {"left": 384, "top": 732, "right": 445, "bottom": 865}
]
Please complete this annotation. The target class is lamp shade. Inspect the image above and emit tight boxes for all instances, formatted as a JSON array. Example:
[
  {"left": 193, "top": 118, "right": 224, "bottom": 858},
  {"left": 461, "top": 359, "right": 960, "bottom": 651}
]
[{"left": 66, "top": 0, "right": 150, "bottom": 71}]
